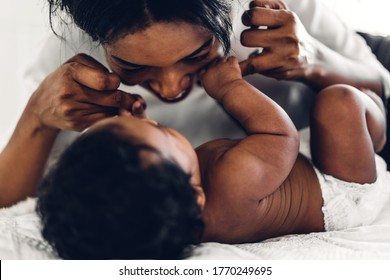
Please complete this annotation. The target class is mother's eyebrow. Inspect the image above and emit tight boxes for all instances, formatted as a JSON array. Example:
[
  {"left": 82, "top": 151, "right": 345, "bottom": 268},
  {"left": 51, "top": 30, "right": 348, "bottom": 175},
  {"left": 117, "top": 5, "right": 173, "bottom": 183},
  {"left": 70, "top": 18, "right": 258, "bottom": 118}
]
[
  {"left": 111, "top": 56, "right": 147, "bottom": 68},
  {"left": 183, "top": 37, "right": 214, "bottom": 58},
  {"left": 111, "top": 37, "right": 214, "bottom": 68}
]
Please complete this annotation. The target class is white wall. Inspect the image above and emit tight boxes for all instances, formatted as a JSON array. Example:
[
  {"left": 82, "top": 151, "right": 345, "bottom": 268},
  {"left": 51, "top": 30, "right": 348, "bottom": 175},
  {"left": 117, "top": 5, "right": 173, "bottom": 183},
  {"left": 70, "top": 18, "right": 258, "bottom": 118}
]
[
  {"left": 0, "top": 0, "right": 50, "bottom": 149},
  {"left": 0, "top": 0, "right": 390, "bottom": 150},
  {"left": 321, "top": 0, "right": 390, "bottom": 36}
]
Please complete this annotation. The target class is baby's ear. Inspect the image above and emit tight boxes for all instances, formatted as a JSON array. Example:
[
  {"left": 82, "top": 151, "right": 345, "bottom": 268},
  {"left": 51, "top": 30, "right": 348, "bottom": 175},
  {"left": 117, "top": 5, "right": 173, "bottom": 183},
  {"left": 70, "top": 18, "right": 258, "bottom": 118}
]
[{"left": 193, "top": 184, "right": 206, "bottom": 211}]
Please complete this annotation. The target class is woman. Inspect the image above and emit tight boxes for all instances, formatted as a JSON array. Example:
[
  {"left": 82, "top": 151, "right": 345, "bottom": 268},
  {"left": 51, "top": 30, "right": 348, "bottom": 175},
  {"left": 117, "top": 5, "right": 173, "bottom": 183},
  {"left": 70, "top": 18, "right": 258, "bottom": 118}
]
[
  {"left": 1, "top": 0, "right": 389, "bottom": 206},
  {"left": 23, "top": 0, "right": 390, "bottom": 140}
]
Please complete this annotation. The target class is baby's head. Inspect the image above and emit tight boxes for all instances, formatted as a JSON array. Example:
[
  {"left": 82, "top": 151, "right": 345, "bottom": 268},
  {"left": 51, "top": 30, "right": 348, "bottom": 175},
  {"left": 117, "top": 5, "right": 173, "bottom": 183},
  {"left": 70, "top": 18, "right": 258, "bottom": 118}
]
[{"left": 37, "top": 115, "right": 205, "bottom": 259}]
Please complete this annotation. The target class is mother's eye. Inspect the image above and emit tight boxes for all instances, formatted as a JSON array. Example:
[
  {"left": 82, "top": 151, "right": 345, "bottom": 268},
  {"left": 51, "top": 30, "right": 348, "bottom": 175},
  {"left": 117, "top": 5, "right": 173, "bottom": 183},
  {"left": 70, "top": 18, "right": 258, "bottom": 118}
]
[
  {"left": 121, "top": 67, "right": 145, "bottom": 74},
  {"left": 183, "top": 52, "right": 210, "bottom": 64}
]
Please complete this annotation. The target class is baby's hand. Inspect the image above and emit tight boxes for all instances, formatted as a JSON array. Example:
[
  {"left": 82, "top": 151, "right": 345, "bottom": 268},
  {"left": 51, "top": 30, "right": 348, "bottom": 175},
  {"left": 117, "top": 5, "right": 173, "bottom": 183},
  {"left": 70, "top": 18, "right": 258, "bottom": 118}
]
[{"left": 199, "top": 56, "right": 243, "bottom": 102}]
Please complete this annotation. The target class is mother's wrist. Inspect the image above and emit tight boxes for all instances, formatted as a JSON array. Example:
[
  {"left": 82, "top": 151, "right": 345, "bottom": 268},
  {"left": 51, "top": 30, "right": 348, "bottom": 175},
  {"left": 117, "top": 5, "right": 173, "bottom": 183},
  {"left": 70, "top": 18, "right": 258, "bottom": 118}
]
[
  {"left": 300, "top": 64, "right": 330, "bottom": 91},
  {"left": 19, "top": 107, "right": 60, "bottom": 139}
]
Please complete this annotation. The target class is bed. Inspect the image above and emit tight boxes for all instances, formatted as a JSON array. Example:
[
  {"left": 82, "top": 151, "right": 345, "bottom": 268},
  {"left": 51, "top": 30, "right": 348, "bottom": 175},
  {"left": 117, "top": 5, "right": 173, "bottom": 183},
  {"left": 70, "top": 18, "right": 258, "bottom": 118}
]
[
  {"left": 1, "top": 128, "right": 390, "bottom": 260},
  {"left": 1, "top": 192, "right": 390, "bottom": 260}
]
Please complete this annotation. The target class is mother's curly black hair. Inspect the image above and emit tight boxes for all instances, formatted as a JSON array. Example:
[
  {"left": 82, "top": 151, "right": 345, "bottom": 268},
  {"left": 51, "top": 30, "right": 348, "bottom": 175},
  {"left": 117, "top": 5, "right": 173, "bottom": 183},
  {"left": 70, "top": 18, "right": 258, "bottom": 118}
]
[
  {"left": 37, "top": 128, "right": 204, "bottom": 259},
  {"left": 47, "top": 0, "right": 233, "bottom": 54}
]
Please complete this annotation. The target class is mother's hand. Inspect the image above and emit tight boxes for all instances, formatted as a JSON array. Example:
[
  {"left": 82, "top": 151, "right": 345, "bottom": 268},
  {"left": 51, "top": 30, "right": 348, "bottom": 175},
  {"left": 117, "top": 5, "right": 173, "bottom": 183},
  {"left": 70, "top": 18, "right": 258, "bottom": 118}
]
[
  {"left": 27, "top": 53, "right": 145, "bottom": 132},
  {"left": 239, "top": 0, "right": 315, "bottom": 80}
]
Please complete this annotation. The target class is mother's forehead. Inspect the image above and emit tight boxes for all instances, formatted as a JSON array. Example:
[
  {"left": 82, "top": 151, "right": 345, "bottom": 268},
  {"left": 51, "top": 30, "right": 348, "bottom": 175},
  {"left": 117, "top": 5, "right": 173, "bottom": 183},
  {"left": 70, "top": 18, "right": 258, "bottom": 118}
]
[{"left": 105, "top": 22, "right": 212, "bottom": 61}]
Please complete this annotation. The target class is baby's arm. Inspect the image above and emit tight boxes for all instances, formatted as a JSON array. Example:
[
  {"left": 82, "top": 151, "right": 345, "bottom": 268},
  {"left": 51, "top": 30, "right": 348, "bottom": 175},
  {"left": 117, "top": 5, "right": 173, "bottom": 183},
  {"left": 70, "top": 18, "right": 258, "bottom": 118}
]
[{"left": 200, "top": 57, "right": 299, "bottom": 202}]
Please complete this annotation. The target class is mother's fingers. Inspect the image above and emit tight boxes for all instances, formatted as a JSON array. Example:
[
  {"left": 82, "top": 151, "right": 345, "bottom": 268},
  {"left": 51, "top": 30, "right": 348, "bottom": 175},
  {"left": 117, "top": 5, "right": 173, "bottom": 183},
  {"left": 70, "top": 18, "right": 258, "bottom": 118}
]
[
  {"left": 64, "top": 53, "right": 120, "bottom": 90},
  {"left": 128, "top": 94, "right": 147, "bottom": 111},
  {"left": 129, "top": 100, "right": 148, "bottom": 119},
  {"left": 67, "top": 97, "right": 148, "bottom": 131},
  {"left": 242, "top": 6, "right": 294, "bottom": 27},
  {"left": 54, "top": 102, "right": 116, "bottom": 132},
  {"left": 74, "top": 89, "right": 146, "bottom": 114},
  {"left": 249, "top": 0, "right": 287, "bottom": 9},
  {"left": 59, "top": 85, "right": 147, "bottom": 115},
  {"left": 241, "top": 28, "right": 275, "bottom": 48},
  {"left": 66, "top": 53, "right": 109, "bottom": 72},
  {"left": 67, "top": 62, "right": 120, "bottom": 91},
  {"left": 239, "top": 52, "right": 283, "bottom": 76},
  {"left": 115, "top": 91, "right": 147, "bottom": 112}
]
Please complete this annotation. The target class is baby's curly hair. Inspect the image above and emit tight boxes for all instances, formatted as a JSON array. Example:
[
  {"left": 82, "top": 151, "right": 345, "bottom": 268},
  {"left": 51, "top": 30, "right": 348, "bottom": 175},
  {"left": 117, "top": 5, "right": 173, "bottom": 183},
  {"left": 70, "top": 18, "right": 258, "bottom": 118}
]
[{"left": 37, "top": 128, "right": 204, "bottom": 259}]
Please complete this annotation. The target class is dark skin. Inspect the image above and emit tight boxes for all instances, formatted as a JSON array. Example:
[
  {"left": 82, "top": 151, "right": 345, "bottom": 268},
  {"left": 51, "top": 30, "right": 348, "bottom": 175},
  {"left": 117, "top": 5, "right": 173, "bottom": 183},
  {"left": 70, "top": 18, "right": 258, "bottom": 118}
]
[
  {"left": 0, "top": 56, "right": 386, "bottom": 245},
  {"left": 0, "top": 54, "right": 145, "bottom": 207},
  {"left": 29, "top": 53, "right": 147, "bottom": 132},
  {"left": 13, "top": 0, "right": 386, "bottom": 139},
  {"left": 240, "top": 0, "right": 384, "bottom": 95},
  {"left": 0, "top": 1, "right": 382, "bottom": 193},
  {"left": 195, "top": 58, "right": 385, "bottom": 242},
  {"left": 88, "top": 57, "right": 386, "bottom": 243},
  {"left": 0, "top": 6, "right": 387, "bottom": 240}
]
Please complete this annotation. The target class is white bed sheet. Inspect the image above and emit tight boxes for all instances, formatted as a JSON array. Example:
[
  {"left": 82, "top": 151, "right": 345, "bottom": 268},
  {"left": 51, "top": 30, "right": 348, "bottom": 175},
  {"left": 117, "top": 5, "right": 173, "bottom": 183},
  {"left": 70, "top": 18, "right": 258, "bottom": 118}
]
[
  {"left": 1, "top": 195, "right": 390, "bottom": 260},
  {"left": 2, "top": 129, "right": 390, "bottom": 260},
  {"left": 192, "top": 196, "right": 390, "bottom": 260}
]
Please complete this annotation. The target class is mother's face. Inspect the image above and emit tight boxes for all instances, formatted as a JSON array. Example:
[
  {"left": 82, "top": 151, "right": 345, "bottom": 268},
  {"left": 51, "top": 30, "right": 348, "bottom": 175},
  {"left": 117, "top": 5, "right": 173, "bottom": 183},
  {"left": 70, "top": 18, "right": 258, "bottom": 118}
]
[{"left": 104, "top": 22, "right": 221, "bottom": 102}]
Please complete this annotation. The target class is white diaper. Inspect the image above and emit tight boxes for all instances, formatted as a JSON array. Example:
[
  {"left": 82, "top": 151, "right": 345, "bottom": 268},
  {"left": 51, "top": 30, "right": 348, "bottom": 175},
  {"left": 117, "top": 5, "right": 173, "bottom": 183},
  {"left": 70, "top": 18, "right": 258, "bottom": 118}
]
[{"left": 313, "top": 155, "right": 390, "bottom": 231}]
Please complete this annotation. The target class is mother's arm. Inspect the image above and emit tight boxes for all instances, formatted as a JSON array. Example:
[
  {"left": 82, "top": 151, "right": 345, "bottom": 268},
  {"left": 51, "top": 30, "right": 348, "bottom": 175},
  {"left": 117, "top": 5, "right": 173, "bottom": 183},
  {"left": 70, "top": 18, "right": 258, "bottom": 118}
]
[
  {"left": 0, "top": 105, "right": 59, "bottom": 208},
  {"left": 0, "top": 54, "right": 142, "bottom": 208}
]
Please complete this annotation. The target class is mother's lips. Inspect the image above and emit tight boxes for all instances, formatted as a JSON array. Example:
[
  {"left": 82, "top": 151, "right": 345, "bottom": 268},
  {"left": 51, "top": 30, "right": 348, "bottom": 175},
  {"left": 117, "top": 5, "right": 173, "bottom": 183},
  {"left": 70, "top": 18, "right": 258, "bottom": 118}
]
[{"left": 143, "top": 82, "right": 195, "bottom": 103}]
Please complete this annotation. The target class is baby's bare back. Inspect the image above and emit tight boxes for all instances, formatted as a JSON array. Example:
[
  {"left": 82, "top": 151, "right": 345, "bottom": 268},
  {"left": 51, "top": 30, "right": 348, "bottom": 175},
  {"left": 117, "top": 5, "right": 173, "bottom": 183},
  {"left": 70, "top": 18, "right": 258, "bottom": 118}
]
[
  {"left": 200, "top": 149, "right": 324, "bottom": 243},
  {"left": 254, "top": 154, "right": 325, "bottom": 240}
]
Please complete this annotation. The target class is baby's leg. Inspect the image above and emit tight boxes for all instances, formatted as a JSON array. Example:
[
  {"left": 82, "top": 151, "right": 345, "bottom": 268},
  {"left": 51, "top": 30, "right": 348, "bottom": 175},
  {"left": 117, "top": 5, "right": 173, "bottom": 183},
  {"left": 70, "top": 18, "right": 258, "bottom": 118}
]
[{"left": 310, "top": 85, "right": 386, "bottom": 184}]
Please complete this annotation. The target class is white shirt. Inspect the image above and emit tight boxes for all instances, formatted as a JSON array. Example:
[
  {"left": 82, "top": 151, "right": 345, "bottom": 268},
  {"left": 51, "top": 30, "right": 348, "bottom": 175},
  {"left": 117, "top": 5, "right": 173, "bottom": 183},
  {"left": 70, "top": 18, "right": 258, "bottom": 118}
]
[{"left": 22, "top": 0, "right": 390, "bottom": 167}]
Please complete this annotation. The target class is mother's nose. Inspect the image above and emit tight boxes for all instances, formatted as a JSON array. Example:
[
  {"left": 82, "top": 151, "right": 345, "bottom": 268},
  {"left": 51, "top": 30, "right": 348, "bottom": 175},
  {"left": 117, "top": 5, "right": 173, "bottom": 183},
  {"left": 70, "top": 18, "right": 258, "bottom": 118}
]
[{"left": 148, "top": 67, "right": 192, "bottom": 100}]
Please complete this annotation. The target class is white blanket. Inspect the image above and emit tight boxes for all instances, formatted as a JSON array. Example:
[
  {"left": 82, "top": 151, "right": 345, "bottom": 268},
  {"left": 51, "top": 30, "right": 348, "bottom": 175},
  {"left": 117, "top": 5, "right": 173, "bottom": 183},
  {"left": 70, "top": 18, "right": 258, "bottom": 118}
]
[
  {"left": 0, "top": 198, "right": 56, "bottom": 259},
  {"left": 1, "top": 196, "right": 390, "bottom": 260},
  {"left": 193, "top": 197, "right": 390, "bottom": 259},
  {"left": 2, "top": 128, "right": 390, "bottom": 259}
]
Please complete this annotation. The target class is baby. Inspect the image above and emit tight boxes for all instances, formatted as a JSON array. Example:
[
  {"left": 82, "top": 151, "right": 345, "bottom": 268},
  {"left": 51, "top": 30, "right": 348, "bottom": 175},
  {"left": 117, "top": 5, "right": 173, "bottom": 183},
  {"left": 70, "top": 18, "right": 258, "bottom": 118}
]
[{"left": 36, "top": 57, "right": 390, "bottom": 259}]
